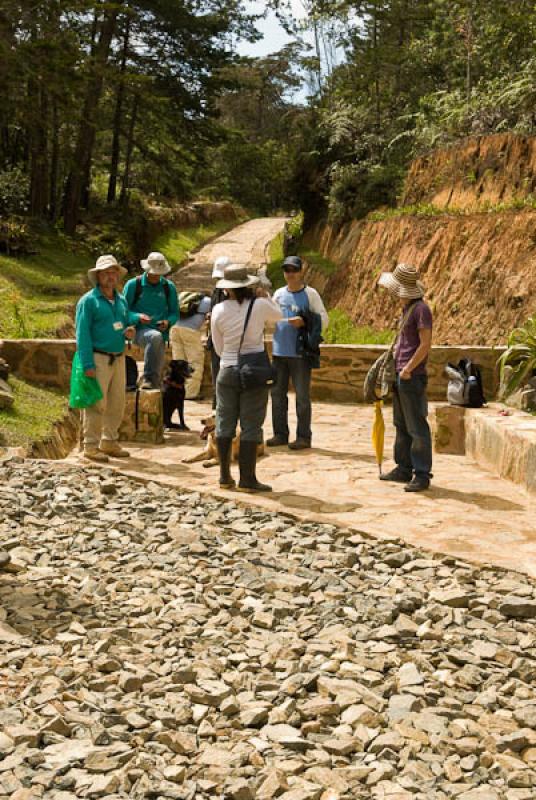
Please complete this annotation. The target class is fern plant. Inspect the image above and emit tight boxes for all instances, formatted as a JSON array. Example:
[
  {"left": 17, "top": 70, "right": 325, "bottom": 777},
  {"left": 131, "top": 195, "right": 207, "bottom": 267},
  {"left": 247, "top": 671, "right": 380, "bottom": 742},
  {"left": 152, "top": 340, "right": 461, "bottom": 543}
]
[{"left": 498, "top": 316, "right": 536, "bottom": 398}]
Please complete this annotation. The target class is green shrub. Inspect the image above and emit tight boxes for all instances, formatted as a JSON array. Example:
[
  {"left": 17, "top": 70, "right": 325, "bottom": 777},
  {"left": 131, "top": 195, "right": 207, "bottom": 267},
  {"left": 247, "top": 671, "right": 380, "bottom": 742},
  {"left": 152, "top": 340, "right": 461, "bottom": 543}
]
[
  {"left": 323, "top": 309, "right": 392, "bottom": 345},
  {"left": 0, "top": 168, "right": 29, "bottom": 216},
  {"left": 498, "top": 315, "right": 536, "bottom": 398}
]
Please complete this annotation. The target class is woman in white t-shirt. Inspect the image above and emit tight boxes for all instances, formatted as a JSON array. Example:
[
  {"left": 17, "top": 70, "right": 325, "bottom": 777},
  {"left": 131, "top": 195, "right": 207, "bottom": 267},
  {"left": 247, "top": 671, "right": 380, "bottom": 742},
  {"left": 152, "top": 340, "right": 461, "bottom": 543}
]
[{"left": 210, "top": 265, "right": 285, "bottom": 492}]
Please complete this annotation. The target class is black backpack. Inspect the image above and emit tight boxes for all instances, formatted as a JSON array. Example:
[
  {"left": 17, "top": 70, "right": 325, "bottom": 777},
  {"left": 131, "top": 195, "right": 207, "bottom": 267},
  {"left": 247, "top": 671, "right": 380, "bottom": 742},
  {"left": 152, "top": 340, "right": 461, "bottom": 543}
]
[
  {"left": 133, "top": 275, "right": 171, "bottom": 307},
  {"left": 446, "top": 358, "right": 486, "bottom": 408}
]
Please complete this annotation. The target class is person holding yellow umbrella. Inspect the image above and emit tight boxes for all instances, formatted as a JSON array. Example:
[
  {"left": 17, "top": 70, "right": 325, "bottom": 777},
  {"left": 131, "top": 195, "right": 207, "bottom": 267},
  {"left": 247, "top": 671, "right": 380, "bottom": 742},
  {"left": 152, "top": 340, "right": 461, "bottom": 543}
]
[{"left": 377, "top": 263, "right": 433, "bottom": 492}]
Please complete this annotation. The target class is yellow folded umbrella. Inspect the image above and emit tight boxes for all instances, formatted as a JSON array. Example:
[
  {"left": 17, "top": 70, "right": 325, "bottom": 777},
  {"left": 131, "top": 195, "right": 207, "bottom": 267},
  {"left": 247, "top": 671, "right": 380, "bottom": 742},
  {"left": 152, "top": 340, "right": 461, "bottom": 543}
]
[{"left": 372, "top": 400, "right": 385, "bottom": 476}]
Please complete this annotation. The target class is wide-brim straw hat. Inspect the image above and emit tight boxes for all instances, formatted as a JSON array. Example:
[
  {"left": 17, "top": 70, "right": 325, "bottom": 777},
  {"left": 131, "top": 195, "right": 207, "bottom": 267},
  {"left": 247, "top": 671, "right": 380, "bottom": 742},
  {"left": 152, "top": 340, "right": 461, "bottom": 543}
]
[
  {"left": 140, "top": 251, "right": 171, "bottom": 275},
  {"left": 88, "top": 254, "right": 127, "bottom": 287},
  {"left": 216, "top": 264, "right": 259, "bottom": 289},
  {"left": 378, "top": 263, "right": 425, "bottom": 299},
  {"left": 212, "top": 255, "right": 231, "bottom": 279}
]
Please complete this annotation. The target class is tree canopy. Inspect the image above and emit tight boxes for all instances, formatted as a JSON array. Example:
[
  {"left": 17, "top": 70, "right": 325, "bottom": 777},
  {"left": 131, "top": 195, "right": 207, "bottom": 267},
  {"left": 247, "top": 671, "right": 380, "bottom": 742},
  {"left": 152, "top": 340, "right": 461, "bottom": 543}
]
[{"left": 1, "top": 0, "right": 535, "bottom": 231}]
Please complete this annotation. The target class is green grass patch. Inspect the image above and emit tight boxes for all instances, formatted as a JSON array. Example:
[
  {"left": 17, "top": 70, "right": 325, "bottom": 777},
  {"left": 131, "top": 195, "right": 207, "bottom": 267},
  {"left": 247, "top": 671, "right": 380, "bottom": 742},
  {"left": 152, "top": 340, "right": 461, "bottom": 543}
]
[
  {"left": 266, "top": 238, "right": 337, "bottom": 291},
  {"left": 323, "top": 309, "right": 393, "bottom": 345},
  {"left": 300, "top": 247, "right": 337, "bottom": 276},
  {"left": 0, "top": 233, "right": 89, "bottom": 338},
  {"left": 0, "top": 376, "right": 68, "bottom": 448},
  {"left": 153, "top": 220, "right": 238, "bottom": 268},
  {"left": 266, "top": 231, "right": 286, "bottom": 289},
  {"left": 369, "top": 196, "right": 536, "bottom": 222}
]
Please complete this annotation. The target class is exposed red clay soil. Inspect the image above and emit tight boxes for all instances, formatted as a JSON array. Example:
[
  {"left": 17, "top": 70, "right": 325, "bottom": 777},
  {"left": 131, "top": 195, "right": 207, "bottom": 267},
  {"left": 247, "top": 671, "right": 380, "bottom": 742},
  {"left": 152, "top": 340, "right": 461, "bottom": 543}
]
[
  {"left": 313, "top": 134, "right": 536, "bottom": 345},
  {"left": 402, "top": 133, "right": 536, "bottom": 209}
]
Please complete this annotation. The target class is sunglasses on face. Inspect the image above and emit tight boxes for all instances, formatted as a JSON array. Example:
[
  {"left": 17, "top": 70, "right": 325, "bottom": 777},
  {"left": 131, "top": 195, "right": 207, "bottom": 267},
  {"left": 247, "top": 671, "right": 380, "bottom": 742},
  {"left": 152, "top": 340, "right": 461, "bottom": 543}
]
[{"left": 283, "top": 266, "right": 302, "bottom": 273}]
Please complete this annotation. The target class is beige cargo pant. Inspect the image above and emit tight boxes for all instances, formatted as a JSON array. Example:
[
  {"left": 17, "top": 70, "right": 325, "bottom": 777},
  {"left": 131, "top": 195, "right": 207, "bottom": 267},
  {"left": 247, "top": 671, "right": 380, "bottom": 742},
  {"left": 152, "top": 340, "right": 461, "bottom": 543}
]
[
  {"left": 83, "top": 352, "right": 126, "bottom": 448},
  {"left": 170, "top": 325, "right": 204, "bottom": 399}
]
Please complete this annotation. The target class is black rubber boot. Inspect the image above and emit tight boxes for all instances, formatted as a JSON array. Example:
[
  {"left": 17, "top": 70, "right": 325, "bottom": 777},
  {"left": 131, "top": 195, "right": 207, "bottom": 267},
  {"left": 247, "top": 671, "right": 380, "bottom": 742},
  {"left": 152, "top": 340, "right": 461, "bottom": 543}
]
[
  {"left": 237, "top": 440, "right": 272, "bottom": 493},
  {"left": 216, "top": 437, "right": 235, "bottom": 489}
]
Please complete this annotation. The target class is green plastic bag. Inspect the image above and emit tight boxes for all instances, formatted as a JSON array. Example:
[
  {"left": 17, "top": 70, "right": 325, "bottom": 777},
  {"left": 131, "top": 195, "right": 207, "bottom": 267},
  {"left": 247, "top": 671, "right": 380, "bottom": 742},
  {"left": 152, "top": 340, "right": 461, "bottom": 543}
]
[{"left": 69, "top": 351, "right": 104, "bottom": 409}]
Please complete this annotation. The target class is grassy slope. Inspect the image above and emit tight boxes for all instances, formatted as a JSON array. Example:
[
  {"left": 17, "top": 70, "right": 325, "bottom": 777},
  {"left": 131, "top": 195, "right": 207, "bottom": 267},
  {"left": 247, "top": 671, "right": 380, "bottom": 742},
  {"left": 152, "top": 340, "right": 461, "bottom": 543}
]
[
  {"left": 267, "top": 232, "right": 391, "bottom": 345},
  {"left": 0, "top": 233, "right": 88, "bottom": 338},
  {"left": 0, "top": 218, "right": 239, "bottom": 445},
  {"left": 153, "top": 219, "right": 238, "bottom": 268},
  {"left": 0, "top": 376, "right": 68, "bottom": 448}
]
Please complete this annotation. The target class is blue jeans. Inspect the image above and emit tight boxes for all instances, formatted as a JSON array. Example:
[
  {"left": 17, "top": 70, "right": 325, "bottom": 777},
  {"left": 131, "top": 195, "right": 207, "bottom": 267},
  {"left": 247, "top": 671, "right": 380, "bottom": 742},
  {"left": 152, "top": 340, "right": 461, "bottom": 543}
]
[
  {"left": 271, "top": 356, "right": 312, "bottom": 442},
  {"left": 392, "top": 373, "right": 432, "bottom": 480},
  {"left": 135, "top": 328, "right": 165, "bottom": 388}
]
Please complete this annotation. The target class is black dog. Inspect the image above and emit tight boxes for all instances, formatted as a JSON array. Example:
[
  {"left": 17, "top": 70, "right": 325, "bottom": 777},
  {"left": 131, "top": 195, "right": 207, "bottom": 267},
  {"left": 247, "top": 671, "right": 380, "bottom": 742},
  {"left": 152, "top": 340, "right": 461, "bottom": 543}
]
[{"left": 162, "top": 359, "right": 194, "bottom": 431}]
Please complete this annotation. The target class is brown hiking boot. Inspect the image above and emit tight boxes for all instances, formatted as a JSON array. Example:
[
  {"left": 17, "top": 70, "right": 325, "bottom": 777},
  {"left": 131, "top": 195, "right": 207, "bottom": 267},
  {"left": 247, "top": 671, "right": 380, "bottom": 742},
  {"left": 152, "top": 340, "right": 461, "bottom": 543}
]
[
  {"left": 99, "top": 441, "right": 130, "bottom": 458},
  {"left": 84, "top": 447, "right": 109, "bottom": 463}
]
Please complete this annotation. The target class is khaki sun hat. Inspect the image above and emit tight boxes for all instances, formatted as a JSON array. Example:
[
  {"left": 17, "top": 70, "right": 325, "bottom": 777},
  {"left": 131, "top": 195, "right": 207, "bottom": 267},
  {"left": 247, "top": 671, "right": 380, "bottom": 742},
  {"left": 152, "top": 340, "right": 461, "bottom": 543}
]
[
  {"left": 216, "top": 264, "right": 259, "bottom": 290},
  {"left": 141, "top": 251, "right": 171, "bottom": 275},
  {"left": 212, "top": 255, "right": 231, "bottom": 279},
  {"left": 87, "top": 254, "right": 127, "bottom": 287},
  {"left": 378, "top": 263, "right": 425, "bottom": 300}
]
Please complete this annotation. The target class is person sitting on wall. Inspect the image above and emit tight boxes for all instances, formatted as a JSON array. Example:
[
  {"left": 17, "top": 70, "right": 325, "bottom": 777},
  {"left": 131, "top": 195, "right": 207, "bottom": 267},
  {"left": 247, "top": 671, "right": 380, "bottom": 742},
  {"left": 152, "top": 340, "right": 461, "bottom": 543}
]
[
  {"left": 123, "top": 252, "right": 179, "bottom": 389},
  {"left": 377, "top": 263, "right": 433, "bottom": 492},
  {"left": 170, "top": 291, "right": 212, "bottom": 400}
]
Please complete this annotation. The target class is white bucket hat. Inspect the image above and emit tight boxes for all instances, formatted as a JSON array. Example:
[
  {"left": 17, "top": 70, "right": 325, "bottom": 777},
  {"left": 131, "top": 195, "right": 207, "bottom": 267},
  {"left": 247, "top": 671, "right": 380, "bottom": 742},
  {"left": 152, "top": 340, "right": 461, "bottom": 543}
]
[
  {"left": 378, "top": 263, "right": 425, "bottom": 300},
  {"left": 212, "top": 255, "right": 231, "bottom": 279},
  {"left": 87, "top": 254, "right": 127, "bottom": 287},
  {"left": 141, "top": 251, "right": 171, "bottom": 275},
  {"left": 216, "top": 264, "right": 259, "bottom": 289}
]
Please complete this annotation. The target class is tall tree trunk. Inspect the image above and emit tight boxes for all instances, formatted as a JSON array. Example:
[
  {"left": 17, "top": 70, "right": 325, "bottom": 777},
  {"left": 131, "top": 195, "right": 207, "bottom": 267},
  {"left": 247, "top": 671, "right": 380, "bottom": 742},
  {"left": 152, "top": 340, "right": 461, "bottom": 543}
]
[
  {"left": 63, "top": 4, "right": 122, "bottom": 235},
  {"left": 372, "top": 2, "right": 381, "bottom": 131},
  {"left": 29, "top": 80, "right": 49, "bottom": 217},
  {"left": 108, "top": 15, "right": 130, "bottom": 203},
  {"left": 49, "top": 97, "right": 60, "bottom": 221},
  {"left": 120, "top": 93, "right": 139, "bottom": 207}
]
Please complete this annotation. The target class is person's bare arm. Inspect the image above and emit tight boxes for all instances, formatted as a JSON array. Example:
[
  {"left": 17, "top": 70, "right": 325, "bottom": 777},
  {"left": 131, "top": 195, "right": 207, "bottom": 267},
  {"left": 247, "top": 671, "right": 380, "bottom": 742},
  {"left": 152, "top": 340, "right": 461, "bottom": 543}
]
[{"left": 400, "top": 328, "right": 432, "bottom": 379}]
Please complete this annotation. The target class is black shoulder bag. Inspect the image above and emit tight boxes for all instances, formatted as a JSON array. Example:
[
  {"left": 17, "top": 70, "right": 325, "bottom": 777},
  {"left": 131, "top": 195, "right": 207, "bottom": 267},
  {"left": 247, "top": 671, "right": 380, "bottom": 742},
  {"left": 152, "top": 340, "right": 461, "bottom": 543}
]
[{"left": 234, "top": 297, "right": 277, "bottom": 390}]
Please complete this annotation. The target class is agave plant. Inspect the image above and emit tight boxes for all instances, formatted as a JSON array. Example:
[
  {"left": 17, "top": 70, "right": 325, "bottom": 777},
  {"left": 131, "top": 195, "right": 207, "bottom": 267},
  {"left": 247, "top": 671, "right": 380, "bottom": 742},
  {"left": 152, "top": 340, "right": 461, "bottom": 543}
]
[{"left": 498, "top": 316, "right": 536, "bottom": 398}]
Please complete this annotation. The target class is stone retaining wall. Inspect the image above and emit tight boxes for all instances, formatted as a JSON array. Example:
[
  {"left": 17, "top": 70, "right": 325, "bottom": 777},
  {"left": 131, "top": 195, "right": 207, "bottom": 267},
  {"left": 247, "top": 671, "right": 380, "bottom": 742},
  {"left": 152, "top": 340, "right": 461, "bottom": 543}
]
[
  {"left": 433, "top": 403, "right": 536, "bottom": 497},
  {"left": 0, "top": 338, "right": 503, "bottom": 403},
  {"left": 30, "top": 408, "right": 81, "bottom": 460}
]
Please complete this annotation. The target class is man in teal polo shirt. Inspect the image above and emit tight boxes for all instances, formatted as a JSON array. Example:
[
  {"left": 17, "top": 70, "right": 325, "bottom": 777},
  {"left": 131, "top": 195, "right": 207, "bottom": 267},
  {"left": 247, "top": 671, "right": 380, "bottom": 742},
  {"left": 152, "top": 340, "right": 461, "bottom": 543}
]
[
  {"left": 75, "top": 254, "right": 136, "bottom": 462},
  {"left": 123, "top": 252, "right": 179, "bottom": 389}
]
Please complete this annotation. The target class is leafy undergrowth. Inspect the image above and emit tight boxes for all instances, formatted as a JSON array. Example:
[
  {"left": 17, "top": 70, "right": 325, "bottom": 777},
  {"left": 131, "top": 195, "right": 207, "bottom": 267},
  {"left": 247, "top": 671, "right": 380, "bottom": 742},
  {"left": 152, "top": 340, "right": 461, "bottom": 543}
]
[
  {"left": 0, "top": 233, "right": 89, "bottom": 338},
  {"left": 300, "top": 247, "right": 337, "bottom": 276},
  {"left": 323, "top": 309, "right": 393, "bottom": 345},
  {"left": 153, "top": 219, "right": 240, "bottom": 268},
  {"left": 0, "top": 376, "right": 68, "bottom": 448},
  {"left": 266, "top": 231, "right": 285, "bottom": 289},
  {"left": 369, "top": 197, "right": 536, "bottom": 222}
]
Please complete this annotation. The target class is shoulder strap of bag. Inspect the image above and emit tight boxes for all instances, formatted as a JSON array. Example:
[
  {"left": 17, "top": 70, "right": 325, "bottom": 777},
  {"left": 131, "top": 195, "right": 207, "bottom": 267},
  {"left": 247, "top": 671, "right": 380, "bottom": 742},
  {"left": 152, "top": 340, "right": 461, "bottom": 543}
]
[
  {"left": 134, "top": 275, "right": 143, "bottom": 305},
  {"left": 388, "top": 302, "right": 417, "bottom": 355},
  {"left": 237, "top": 297, "right": 256, "bottom": 356}
]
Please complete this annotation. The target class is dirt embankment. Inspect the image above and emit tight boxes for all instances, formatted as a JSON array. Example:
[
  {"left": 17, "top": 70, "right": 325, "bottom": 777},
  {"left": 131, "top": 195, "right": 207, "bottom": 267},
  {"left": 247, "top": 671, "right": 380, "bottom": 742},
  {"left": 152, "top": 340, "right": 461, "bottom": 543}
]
[
  {"left": 312, "top": 134, "right": 536, "bottom": 344},
  {"left": 402, "top": 134, "right": 536, "bottom": 209}
]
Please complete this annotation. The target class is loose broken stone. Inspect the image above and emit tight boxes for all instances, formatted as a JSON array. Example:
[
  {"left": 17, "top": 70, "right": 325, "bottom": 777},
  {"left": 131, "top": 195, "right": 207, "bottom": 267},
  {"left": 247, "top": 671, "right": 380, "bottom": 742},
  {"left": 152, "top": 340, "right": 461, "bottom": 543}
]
[{"left": 1, "top": 460, "right": 536, "bottom": 800}]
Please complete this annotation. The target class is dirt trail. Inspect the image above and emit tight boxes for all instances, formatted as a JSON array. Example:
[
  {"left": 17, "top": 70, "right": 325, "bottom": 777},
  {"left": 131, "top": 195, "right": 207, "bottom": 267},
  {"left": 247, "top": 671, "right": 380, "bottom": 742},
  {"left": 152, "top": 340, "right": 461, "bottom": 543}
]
[{"left": 175, "top": 217, "right": 287, "bottom": 292}]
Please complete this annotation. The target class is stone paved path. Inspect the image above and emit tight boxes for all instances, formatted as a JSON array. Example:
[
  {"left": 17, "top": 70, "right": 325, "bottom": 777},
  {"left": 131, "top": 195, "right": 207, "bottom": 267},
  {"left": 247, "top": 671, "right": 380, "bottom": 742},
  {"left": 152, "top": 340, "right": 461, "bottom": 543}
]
[
  {"left": 96, "top": 400, "right": 536, "bottom": 579},
  {"left": 176, "top": 217, "right": 288, "bottom": 292}
]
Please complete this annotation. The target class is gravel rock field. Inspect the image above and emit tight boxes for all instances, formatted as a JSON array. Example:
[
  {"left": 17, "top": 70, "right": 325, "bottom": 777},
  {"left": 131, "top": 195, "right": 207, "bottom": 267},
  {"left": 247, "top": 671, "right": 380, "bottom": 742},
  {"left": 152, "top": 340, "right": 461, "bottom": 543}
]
[{"left": 2, "top": 459, "right": 536, "bottom": 800}]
